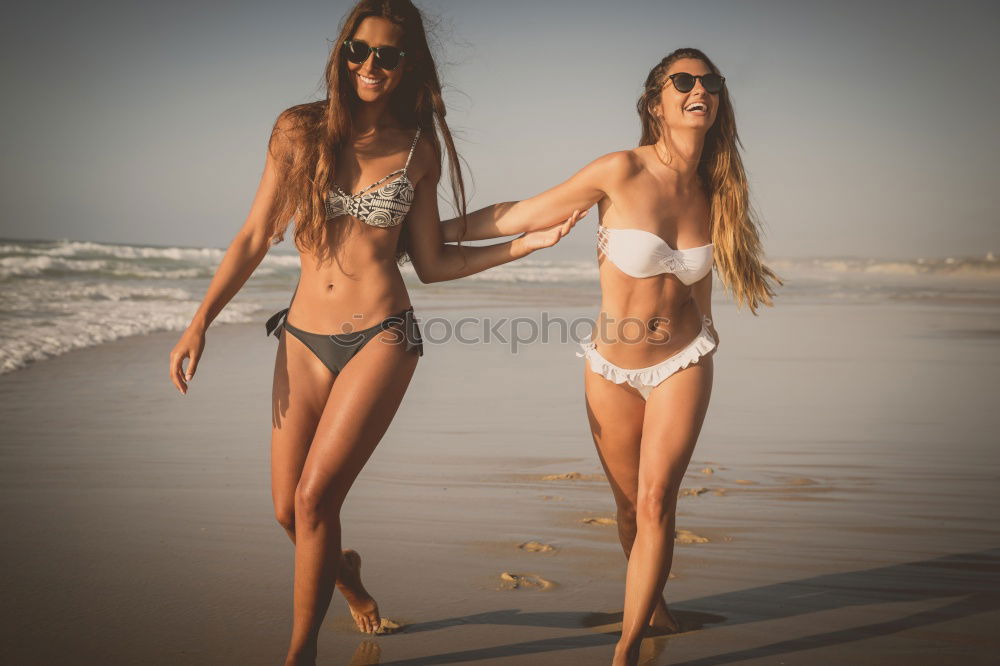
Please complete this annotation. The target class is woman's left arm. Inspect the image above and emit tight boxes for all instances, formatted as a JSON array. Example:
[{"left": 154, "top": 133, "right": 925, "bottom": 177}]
[{"left": 439, "top": 151, "right": 633, "bottom": 242}]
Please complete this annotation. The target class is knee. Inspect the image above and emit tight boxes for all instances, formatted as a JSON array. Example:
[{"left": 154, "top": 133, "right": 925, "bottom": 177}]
[
  {"left": 274, "top": 503, "right": 295, "bottom": 533},
  {"left": 293, "top": 482, "right": 342, "bottom": 531},
  {"left": 636, "top": 483, "right": 679, "bottom": 526},
  {"left": 616, "top": 501, "right": 638, "bottom": 528}
]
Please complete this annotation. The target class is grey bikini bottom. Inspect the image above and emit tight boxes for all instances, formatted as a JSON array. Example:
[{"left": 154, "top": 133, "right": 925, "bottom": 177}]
[{"left": 265, "top": 306, "right": 423, "bottom": 375}]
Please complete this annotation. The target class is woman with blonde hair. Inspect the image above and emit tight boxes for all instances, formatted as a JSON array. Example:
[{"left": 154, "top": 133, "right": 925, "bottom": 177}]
[
  {"left": 443, "top": 47, "right": 781, "bottom": 665},
  {"left": 167, "top": 1, "right": 579, "bottom": 663}
]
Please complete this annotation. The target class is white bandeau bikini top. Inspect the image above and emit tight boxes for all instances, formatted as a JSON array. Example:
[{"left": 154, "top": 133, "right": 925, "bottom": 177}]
[
  {"left": 324, "top": 129, "right": 421, "bottom": 228},
  {"left": 597, "top": 224, "right": 713, "bottom": 286}
]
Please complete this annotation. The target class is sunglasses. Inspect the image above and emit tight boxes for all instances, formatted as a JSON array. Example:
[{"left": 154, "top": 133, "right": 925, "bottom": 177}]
[
  {"left": 667, "top": 72, "right": 725, "bottom": 94},
  {"left": 343, "top": 39, "right": 406, "bottom": 71}
]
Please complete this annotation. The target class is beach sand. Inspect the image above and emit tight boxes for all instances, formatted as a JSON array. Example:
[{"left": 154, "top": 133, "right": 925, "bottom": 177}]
[{"left": 2, "top": 293, "right": 999, "bottom": 665}]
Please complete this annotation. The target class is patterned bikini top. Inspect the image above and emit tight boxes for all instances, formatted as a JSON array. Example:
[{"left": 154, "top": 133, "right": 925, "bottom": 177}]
[
  {"left": 597, "top": 224, "right": 713, "bottom": 286},
  {"left": 324, "top": 128, "right": 421, "bottom": 228}
]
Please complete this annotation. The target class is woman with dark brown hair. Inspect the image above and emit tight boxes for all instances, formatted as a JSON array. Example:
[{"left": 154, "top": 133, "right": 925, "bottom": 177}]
[
  {"left": 167, "top": 1, "right": 580, "bottom": 663},
  {"left": 442, "top": 48, "right": 781, "bottom": 665}
]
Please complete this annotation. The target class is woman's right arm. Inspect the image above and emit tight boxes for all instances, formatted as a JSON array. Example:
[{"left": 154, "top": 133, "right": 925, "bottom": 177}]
[
  {"left": 440, "top": 151, "right": 635, "bottom": 242},
  {"left": 168, "top": 120, "right": 290, "bottom": 395}
]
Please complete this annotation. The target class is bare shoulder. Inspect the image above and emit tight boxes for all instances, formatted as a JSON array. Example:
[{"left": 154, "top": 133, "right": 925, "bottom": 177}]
[
  {"left": 409, "top": 129, "right": 441, "bottom": 183},
  {"left": 586, "top": 150, "right": 643, "bottom": 181}
]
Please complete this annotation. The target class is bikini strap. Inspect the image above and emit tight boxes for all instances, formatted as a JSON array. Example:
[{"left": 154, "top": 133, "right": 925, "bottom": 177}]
[
  {"left": 403, "top": 128, "right": 422, "bottom": 172},
  {"left": 596, "top": 225, "right": 610, "bottom": 257}
]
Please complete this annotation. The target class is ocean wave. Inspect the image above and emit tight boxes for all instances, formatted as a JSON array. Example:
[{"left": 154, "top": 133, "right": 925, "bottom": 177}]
[
  {"left": 0, "top": 239, "right": 301, "bottom": 281},
  {"left": 1, "top": 239, "right": 226, "bottom": 262},
  {"left": 771, "top": 254, "right": 1000, "bottom": 278},
  {"left": 0, "top": 280, "right": 192, "bottom": 308},
  {"left": 0, "top": 255, "right": 214, "bottom": 280},
  {"left": 0, "top": 297, "right": 261, "bottom": 375}
]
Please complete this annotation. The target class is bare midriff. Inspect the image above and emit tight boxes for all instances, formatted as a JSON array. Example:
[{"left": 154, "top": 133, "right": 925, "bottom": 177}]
[
  {"left": 593, "top": 258, "right": 705, "bottom": 369},
  {"left": 287, "top": 218, "right": 411, "bottom": 334}
]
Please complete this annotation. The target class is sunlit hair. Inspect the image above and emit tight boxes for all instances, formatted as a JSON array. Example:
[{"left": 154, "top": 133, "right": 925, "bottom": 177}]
[
  {"left": 264, "top": 0, "right": 466, "bottom": 264},
  {"left": 638, "top": 47, "right": 781, "bottom": 313}
]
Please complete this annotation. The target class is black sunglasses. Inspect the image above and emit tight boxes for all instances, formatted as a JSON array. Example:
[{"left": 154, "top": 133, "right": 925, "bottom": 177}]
[
  {"left": 667, "top": 72, "right": 725, "bottom": 94},
  {"left": 343, "top": 39, "right": 406, "bottom": 71}
]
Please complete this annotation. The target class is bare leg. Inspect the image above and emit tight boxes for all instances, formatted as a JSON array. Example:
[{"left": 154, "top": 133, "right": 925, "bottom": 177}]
[
  {"left": 584, "top": 366, "right": 677, "bottom": 631},
  {"left": 270, "top": 327, "right": 331, "bottom": 541},
  {"left": 275, "top": 329, "right": 419, "bottom": 665},
  {"left": 270, "top": 331, "right": 382, "bottom": 636},
  {"left": 614, "top": 355, "right": 713, "bottom": 666}
]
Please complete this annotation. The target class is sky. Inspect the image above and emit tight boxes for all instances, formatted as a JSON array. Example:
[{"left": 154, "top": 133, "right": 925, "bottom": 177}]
[{"left": 1, "top": 0, "right": 998, "bottom": 260}]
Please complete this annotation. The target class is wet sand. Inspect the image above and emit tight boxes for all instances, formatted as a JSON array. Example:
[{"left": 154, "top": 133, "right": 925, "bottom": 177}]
[{"left": 1, "top": 295, "right": 999, "bottom": 665}]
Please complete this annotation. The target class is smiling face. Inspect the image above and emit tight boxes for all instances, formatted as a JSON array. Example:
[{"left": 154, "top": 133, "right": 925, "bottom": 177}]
[
  {"left": 345, "top": 16, "right": 407, "bottom": 104},
  {"left": 653, "top": 57, "right": 720, "bottom": 134}
]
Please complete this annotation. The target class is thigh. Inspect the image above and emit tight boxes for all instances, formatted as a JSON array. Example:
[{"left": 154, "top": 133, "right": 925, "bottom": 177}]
[
  {"left": 584, "top": 365, "right": 647, "bottom": 506},
  {"left": 639, "top": 355, "right": 714, "bottom": 489},
  {"left": 296, "top": 328, "right": 420, "bottom": 506},
  {"left": 271, "top": 328, "right": 337, "bottom": 514}
]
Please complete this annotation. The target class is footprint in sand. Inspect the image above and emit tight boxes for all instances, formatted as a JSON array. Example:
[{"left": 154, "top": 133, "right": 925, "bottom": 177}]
[
  {"left": 700, "top": 467, "right": 714, "bottom": 475},
  {"left": 373, "top": 617, "right": 402, "bottom": 635},
  {"left": 499, "top": 572, "right": 556, "bottom": 590},
  {"left": 541, "top": 472, "right": 604, "bottom": 481},
  {"left": 788, "top": 477, "right": 818, "bottom": 486},
  {"left": 711, "top": 488, "right": 728, "bottom": 496},
  {"left": 518, "top": 540, "right": 556, "bottom": 553},
  {"left": 581, "top": 516, "right": 617, "bottom": 526},
  {"left": 674, "top": 529, "right": 710, "bottom": 544},
  {"left": 679, "top": 487, "right": 709, "bottom": 497},
  {"left": 734, "top": 479, "right": 758, "bottom": 485},
  {"left": 539, "top": 495, "right": 564, "bottom": 501}
]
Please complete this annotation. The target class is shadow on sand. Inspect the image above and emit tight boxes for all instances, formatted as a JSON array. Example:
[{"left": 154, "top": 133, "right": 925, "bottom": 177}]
[{"left": 365, "top": 548, "right": 1000, "bottom": 665}]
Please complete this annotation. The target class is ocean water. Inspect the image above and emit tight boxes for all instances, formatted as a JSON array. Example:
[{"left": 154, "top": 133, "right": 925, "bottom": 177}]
[{"left": 1, "top": 237, "right": 998, "bottom": 374}]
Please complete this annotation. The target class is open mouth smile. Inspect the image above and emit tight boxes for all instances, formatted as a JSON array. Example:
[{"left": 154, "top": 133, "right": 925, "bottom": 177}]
[{"left": 357, "top": 73, "right": 384, "bottom": 88}]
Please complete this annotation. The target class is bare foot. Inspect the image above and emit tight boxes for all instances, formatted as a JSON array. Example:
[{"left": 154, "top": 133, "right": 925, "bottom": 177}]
[
  {"left": 612, "top": 641, "right": 641, "bottom": 666},
  {"left": 649, "top": 596, "right": 681, "bottom": 632},
  {"left": 337, "top": 549, "right": 381, "bottom": 634},
  {"left": 283, "top": 644, "right": 317, "bottom": 666}
]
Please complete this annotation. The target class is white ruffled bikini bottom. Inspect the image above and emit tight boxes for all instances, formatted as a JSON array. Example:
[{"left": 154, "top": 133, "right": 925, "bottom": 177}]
[{"left": 578, "top": 315, "right": 716, "bottom": 400}]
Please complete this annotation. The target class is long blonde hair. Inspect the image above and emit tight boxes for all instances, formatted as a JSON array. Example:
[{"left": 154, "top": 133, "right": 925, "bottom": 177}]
[
  {"left": 264, "top": 0, "right": 466, "bottom": 264},
  {"left": 638, "top": 47, "right": 781, "bottom": 313}
]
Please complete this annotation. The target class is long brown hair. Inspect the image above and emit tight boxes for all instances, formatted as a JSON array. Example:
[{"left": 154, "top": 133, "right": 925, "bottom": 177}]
[
  {"left": 264, "top": 0, "right": 466, "bottom": 264},
  {"left": 638, "top": 47, "right": 781, "bottom": 314}
]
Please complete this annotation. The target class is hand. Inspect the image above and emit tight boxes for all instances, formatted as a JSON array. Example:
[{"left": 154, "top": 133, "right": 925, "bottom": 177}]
[
  {"left": 169, "top": 326, "right": 206, "bottom": 395},
  {"left": 518, "top": 209, "right": 587, "bottom": 253}
]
